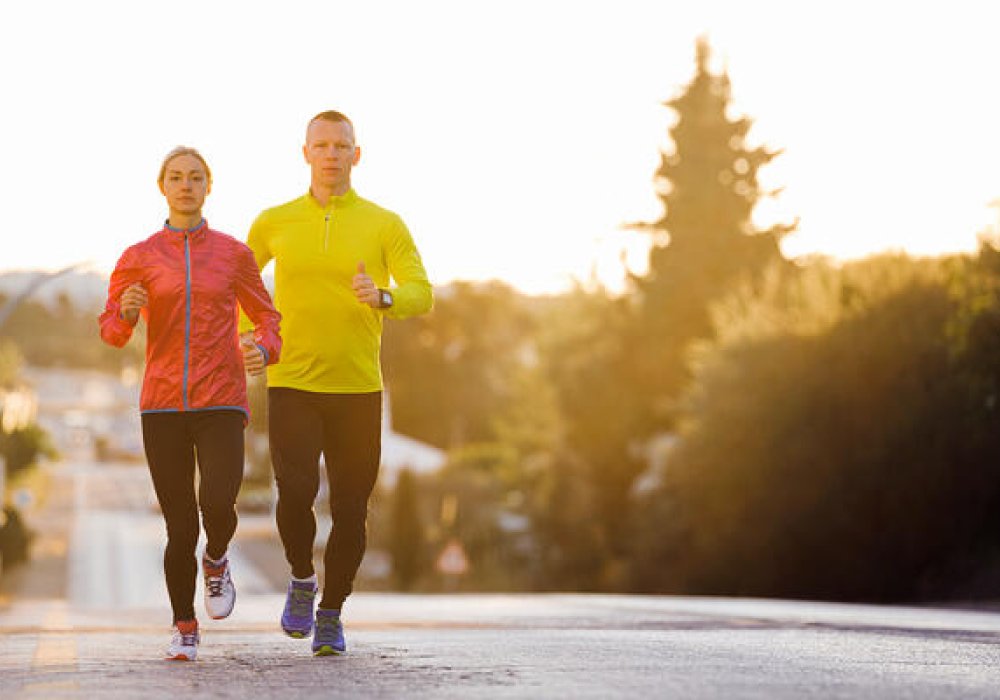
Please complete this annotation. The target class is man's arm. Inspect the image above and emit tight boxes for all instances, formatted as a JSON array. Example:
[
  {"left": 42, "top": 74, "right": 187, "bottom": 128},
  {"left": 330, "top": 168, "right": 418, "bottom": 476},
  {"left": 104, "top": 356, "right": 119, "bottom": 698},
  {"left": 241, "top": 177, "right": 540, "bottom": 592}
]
[{"left": 381, "top": 215, "right": 433, "bottom": 320}]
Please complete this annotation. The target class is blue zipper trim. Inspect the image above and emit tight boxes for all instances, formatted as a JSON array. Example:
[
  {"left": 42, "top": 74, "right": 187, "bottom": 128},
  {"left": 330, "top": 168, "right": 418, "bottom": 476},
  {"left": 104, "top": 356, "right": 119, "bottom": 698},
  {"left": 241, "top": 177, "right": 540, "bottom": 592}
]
[
  {"left": 183, "top": 234, "right": 192, "bottom": 410},
  {"left": 165, "top": 218, "right": 205, "bottom": 233},
  {"left": 141, "top": 406, "right": 249, "bottom": 419}
]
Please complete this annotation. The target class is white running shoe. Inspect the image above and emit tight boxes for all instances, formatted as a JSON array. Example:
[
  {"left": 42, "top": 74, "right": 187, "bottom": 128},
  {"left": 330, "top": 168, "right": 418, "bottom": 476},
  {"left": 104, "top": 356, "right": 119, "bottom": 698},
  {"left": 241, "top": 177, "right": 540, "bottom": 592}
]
[
  {"left": 203, "top": 555, "right": 236, "bottom": 620},
  {"left": 165, "top": 620, "right": 199, "bottom": 661}
]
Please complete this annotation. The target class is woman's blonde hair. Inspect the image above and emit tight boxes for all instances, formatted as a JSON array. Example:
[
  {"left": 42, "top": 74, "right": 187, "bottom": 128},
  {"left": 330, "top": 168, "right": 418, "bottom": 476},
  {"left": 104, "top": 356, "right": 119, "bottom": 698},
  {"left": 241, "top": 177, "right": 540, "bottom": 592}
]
[{"left": 157, "top": 146, "right": 212, "bottom": 185}]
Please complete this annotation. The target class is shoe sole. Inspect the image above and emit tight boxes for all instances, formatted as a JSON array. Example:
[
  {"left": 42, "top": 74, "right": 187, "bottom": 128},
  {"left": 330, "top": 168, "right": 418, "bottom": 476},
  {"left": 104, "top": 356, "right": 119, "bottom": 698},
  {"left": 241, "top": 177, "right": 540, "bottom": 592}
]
[
  {"left": 207, "top": 585, "right": 236, "bottom": 620},
  {"left": 313, "top": 645, "right": 343, "bottom": 656},
  {"left": 284, "top": 629, "right": 311, "bottom": 639},
  {"left": 165, "top": 654, "right": 195, "bottom": 661},
  {"left": 209, "top": 601, "right": 235, "bottom": 620}
]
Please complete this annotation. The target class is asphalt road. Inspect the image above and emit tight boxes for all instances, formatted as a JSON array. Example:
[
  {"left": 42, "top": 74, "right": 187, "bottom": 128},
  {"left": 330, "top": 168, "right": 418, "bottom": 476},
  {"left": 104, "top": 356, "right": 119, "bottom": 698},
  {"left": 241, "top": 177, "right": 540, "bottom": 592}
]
[{"left": 4, "top": 463, "right": 1000, "bottom": 699}]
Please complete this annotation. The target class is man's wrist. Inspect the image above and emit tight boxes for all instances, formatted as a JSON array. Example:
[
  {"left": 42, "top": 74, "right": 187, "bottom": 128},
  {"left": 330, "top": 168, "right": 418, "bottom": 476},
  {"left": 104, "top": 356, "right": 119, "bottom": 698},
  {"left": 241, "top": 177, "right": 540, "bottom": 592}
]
[{"left": 377, "top": 289, "right": 394, "bottom": 309}]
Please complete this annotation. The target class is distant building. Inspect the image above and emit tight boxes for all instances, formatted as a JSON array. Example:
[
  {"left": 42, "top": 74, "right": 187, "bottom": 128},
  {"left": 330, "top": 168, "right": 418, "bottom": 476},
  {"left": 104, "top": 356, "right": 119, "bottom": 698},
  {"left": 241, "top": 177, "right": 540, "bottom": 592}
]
[
  {"left": 378, "top": 392, "right": 447, "bottom": 488},
  {"left": 21, "top": 366, "right": 141, "bottom": 461}
]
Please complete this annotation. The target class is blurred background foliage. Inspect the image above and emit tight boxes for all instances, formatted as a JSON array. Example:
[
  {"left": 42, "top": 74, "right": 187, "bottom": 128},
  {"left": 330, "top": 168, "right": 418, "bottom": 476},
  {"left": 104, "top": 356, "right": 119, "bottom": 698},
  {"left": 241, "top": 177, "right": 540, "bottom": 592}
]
[{"left": 0, "top": 292, "right": 142, "bottom": 373}]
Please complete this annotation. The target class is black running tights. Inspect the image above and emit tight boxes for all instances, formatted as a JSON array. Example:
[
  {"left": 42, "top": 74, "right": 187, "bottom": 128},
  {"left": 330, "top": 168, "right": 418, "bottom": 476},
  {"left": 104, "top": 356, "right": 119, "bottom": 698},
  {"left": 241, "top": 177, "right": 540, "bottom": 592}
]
[
  {"left": 142, "top": 410, "right": 245, "bottom": 623},
  {"left": 267, "top": 388, "right": 381, "bottom": 611}
]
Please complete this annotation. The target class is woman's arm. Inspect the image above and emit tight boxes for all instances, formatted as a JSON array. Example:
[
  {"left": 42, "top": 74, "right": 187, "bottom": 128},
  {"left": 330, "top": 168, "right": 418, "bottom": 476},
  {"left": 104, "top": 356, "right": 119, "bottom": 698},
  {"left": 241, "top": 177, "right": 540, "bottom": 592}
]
[
  {"left": 98, "top": 246, "right": 145, "bottom": 348},
  {"left": 233, "top": 243, "right": 282, "bottom": 367}
]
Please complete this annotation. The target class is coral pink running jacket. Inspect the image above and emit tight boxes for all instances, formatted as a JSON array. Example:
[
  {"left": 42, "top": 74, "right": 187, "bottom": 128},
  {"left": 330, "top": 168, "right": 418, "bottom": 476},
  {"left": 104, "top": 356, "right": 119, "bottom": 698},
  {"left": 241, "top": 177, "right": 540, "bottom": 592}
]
[{"left": 99, "top": 220, "right": 281, "bottom": 419}]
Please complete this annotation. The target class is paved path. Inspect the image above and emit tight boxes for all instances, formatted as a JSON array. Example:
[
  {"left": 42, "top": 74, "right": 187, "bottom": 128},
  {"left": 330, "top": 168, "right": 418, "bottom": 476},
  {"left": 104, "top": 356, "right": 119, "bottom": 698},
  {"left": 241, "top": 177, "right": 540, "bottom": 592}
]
[{"left": 5, "top": 463, "right": 1000, "bottom": 698}]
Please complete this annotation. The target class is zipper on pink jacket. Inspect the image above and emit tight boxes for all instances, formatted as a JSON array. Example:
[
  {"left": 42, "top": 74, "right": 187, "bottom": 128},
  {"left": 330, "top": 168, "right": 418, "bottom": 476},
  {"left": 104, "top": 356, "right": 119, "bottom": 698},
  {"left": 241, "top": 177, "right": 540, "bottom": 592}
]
[{"left": 182, "top": 233, "right": 192, "bottom": 410}]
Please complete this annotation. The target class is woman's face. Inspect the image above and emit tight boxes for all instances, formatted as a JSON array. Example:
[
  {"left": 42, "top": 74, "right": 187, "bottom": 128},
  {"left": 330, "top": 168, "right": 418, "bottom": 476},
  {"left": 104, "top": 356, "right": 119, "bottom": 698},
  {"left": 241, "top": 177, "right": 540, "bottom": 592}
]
[{"left": 159, "top": 154, "right": 210, "bottom": 215}]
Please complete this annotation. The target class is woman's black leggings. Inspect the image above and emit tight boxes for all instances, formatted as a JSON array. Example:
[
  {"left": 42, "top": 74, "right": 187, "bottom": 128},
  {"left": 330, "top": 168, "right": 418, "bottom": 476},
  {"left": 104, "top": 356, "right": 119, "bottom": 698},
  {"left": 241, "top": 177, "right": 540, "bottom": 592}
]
[
  {"left": 268, "top": 388, "right": 381, "bottom": 611},
  {"left": 142, "top": 410, "right": 245, "bottom": 623}
]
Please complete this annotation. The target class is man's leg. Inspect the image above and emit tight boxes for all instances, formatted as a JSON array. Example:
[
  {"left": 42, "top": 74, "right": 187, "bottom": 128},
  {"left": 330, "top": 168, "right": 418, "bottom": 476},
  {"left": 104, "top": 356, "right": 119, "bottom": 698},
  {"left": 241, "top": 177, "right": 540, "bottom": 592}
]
[
  {"left": 268, "top": 388, "right": 324, "bottom": 578},
  {"left": 319, "top": 391, "right": 382, "bottom": 611},
  {"left": 269, "top": 388, "right": 325, "bottom": 638}
]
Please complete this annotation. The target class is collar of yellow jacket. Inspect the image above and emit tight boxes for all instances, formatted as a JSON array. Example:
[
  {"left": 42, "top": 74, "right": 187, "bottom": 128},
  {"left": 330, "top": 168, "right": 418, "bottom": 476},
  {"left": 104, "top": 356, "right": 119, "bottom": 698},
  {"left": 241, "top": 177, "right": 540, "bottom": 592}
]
[{"left": 305, "top": 187, "right": 359, "bottom": 210}]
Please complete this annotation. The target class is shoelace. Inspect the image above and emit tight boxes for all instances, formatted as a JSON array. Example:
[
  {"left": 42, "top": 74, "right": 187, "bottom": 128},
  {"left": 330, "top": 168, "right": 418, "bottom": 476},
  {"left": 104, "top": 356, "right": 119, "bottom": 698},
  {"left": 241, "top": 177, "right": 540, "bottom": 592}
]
[
  {"left": 315, "top": 615, "right": 342, "bottom": 639},
  {"left": 206, "top": 570, "right": 228, "bottom": 597},
  {"left": 289, "top": 587, "right": 315, "bottom": 617},
  {"left": 174, "top": 629, "right": 198, "bottom": 647}
]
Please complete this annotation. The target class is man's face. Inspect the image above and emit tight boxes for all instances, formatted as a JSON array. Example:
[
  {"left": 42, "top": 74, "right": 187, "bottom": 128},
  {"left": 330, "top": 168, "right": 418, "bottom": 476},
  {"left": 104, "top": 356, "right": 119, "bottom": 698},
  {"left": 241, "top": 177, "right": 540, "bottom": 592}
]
[
  {"left": 159, "top": 154, "right": 210, "bottom": 215},
  {"left": 303, "top": 119, "right": 360, "bottom": 193}
]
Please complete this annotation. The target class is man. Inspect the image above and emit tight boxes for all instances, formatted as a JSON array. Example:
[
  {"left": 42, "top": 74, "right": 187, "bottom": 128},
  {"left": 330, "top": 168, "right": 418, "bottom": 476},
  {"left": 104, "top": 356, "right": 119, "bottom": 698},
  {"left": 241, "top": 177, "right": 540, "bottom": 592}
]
[{"left": 242, "top": 111, "right": 433, "bottom": 656}]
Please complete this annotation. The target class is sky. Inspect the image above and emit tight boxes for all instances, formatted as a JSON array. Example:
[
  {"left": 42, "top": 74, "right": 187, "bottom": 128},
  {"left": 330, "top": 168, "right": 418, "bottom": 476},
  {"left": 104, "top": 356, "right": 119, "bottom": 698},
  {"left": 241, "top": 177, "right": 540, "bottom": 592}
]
[{"left": 2, "top": 0, "right": 999, "bottom": 295}]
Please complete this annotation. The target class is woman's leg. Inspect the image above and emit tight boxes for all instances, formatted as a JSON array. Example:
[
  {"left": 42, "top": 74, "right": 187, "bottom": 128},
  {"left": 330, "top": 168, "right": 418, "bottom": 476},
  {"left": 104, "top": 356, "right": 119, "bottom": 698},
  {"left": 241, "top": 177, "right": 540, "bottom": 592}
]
[
  {"left": 190, "top": 410, "right": 245, "bottom": 561},
  {"left": 142, "top": 412, "right": 199, "bottom": 623}
]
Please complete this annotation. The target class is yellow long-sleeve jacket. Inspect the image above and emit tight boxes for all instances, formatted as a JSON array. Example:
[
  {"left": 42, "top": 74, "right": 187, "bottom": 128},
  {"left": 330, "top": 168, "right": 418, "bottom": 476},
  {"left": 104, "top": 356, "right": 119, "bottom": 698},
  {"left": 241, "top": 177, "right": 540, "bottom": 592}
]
[{"left": 240, "top": 188, "right": 432, "bottom": 393}]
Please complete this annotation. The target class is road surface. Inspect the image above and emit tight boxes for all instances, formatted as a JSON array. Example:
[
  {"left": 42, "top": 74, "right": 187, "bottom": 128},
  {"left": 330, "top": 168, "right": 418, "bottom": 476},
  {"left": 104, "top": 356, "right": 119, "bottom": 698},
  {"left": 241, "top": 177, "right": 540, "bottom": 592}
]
[{"left": 3, "top": 463, "right": 1000, "bottom": 699}]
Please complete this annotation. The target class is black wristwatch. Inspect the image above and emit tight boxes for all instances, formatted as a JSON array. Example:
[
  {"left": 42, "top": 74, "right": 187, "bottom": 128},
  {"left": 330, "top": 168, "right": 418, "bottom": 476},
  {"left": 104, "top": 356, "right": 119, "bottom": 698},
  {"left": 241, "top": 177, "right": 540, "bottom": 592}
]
[{"left": 377, "top": 288, "right": 394, "bottom": 309}]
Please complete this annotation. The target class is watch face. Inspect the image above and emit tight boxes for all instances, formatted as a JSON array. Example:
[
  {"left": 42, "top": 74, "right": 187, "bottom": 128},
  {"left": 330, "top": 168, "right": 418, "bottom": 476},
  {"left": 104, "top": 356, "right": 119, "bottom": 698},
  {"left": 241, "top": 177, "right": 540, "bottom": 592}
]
[{"left": 381, "top": 290, "right": 392, "bottom": 307}]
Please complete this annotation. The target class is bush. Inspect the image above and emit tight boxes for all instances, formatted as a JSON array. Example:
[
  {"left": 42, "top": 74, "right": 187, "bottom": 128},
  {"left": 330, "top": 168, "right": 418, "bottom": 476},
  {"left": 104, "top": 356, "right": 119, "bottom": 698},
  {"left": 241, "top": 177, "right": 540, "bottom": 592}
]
[
  {"left": 0, "top": 505, "right": 33, "bottom": 573},
  {"left": 1, "top": 424, "right": 57, "bottom": 477},
  {"left": 632, "top": 253, "right": 1000, "bottom": 601}
]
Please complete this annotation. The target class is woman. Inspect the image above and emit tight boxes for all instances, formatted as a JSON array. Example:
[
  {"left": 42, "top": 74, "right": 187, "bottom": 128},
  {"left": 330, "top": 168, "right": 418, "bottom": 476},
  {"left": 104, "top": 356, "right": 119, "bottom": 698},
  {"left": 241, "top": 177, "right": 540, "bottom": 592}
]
[{"left": 99, "top": 146, "right": 281, "bottom": 661}]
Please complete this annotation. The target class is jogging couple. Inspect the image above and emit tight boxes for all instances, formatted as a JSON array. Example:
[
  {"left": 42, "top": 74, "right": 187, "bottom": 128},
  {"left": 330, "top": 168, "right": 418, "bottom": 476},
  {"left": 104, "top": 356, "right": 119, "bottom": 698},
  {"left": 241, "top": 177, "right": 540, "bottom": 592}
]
[{"left": 99, "top": 110, "right": 434, "bottom": 660}]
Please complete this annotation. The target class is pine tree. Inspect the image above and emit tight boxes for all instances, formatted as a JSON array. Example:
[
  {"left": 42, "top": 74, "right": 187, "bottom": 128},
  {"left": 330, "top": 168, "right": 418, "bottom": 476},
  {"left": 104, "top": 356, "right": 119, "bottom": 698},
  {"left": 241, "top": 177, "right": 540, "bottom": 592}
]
[{"left": 631, "top": 37, "right": 795, "bottom": 427}]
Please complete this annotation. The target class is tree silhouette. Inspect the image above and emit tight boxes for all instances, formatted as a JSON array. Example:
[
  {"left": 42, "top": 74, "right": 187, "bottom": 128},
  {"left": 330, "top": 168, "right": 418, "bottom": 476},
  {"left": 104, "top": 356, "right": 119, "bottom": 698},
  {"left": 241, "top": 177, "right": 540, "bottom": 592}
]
[
  {"left": 630, "top": 36, "right": 795, "bottom": 429},
  {"left": 389, "top": 468, "right": 426, "bottom": 590}
]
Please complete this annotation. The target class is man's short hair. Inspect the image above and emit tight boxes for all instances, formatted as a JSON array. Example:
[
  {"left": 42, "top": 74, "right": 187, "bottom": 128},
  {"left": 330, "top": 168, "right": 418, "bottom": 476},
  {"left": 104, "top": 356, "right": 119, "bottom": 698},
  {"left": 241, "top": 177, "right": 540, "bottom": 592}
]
[{"left": 307, "top": 111, "right": 355, "bottom": 139}]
